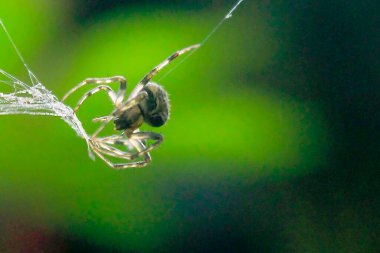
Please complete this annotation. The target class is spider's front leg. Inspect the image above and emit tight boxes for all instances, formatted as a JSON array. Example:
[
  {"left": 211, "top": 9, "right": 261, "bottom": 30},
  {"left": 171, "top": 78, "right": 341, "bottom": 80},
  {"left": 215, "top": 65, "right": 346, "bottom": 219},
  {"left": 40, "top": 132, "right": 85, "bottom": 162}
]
[
  {"left": 62, "top": 76, "right": 127, "bottom": 108},
  {"left": 73, "top": 85, "right": 116, "bottom": 112}
]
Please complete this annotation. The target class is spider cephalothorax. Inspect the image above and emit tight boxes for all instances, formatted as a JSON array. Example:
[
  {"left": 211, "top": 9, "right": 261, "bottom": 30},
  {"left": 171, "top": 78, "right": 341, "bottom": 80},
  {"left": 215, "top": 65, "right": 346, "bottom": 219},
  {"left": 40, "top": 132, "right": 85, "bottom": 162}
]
[{"left": 62, "top": 44, "right": 199, "bottom": 169}]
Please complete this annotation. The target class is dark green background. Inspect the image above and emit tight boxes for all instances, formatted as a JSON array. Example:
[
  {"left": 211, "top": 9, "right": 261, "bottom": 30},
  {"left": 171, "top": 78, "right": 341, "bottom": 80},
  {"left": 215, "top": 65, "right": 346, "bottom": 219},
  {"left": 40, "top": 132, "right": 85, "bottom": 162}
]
[{"left": 0, "top": 0, "right": 379, "bottom": 252}]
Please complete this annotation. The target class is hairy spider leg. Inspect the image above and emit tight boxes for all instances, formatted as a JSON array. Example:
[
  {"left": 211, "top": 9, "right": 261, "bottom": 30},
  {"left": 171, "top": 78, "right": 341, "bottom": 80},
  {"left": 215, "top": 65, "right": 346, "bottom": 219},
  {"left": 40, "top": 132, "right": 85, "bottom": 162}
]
[{"left": 128, "top": 44, "right": 200, "bottom": 99}]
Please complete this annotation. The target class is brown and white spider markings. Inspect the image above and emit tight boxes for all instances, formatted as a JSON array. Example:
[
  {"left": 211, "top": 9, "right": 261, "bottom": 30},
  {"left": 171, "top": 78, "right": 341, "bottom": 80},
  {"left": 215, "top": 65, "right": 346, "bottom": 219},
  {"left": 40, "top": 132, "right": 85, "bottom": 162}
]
[{"left": 62, "top": 44, "right": 200, "bottom": 169}]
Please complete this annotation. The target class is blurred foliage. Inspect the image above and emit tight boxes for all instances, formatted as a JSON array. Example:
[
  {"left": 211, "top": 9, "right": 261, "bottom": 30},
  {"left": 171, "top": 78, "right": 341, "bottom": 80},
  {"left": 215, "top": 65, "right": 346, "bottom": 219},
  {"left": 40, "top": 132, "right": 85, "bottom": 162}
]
[{"left": 0, "top": 0, "right": 378, "bottom": 252}]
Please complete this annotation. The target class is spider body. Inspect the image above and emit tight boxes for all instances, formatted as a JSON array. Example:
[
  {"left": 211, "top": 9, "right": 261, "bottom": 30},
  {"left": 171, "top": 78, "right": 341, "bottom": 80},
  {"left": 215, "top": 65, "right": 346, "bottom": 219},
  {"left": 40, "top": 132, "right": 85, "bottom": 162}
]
[
  {"left": 62, "top": 44, "right": 199, "bottom": 169},
  {"left": 114, "top": 82, "right": 170, "bottom": 131}
]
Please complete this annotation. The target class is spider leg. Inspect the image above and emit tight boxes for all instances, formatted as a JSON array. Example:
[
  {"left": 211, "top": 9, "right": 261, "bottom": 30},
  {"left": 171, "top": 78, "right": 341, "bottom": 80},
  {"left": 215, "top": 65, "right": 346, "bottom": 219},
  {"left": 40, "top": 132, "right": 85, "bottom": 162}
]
[
  {"left": 100, "top": 131, "right": 162, "bottom": 159},
  {"left": 91, "top": 145, "right": 149, "bottom": 169},
  {"left": 73, "top": 85, "right": 117, "bottom": 112},
  {"left": 94, "top": 132, "right": 159, "bottom": 161},
  {"left": 129, "top": 44, "right": 200, "bottom": 99},
  {"left": 96, "top": 135, "right": 127, "bottom": 145},
  {"left": 126, "top": 131, "right": 163, "bottom": 159},
  {"left": 62, "top": 76, "right": 127, "bottom": 106},
  {"left": 89, "top": 138, "right": 151, "bottom": 169},
  {"left": 96, "top": 141, "right": 134, "bottom": 159},
  {"left": 92, "top": 115, "right": 113, "bottom": 123}
]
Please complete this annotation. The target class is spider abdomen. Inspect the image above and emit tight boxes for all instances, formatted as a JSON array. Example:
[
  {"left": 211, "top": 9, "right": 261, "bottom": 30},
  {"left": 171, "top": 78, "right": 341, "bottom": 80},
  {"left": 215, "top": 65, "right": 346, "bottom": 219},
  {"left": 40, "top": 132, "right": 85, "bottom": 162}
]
[{"left": 140, "top": 83, "right": 170, "bottom": 127}]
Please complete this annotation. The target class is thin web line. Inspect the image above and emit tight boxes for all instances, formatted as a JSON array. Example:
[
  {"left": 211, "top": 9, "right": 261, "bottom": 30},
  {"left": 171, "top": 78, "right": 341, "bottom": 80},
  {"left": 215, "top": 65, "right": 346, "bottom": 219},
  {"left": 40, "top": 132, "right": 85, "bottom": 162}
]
[
  {"left": 0, "top": 19, "right": 40, "bottom": 85},
  {"left": 158, "top": 0, "right": 245, "bottom": 81},
  {"left": 0, "top": 19, "right": 28, "bottom": 69}
]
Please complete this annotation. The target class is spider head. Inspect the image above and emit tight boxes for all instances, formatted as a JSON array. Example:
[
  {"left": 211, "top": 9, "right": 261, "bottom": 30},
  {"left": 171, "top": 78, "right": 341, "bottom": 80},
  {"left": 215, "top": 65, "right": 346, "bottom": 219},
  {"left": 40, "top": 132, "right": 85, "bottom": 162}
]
[{"left": 139, "top": 82, "right": 170, "bottom": 127}]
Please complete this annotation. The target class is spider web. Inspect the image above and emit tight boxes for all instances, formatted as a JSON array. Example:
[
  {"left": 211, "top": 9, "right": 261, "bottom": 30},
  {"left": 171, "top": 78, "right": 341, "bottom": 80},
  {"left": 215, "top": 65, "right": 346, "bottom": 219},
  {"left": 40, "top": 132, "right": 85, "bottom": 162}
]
[{"left": 0, "top": 19, "right": 93, "bottom": 157}]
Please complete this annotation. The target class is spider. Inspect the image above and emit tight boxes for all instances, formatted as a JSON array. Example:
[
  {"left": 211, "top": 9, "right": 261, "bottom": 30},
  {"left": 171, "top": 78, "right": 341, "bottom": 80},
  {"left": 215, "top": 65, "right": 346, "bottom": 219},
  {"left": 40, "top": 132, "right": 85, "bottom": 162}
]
[{"left": 62, "top": 44, "right": 200, "bottom": 169}]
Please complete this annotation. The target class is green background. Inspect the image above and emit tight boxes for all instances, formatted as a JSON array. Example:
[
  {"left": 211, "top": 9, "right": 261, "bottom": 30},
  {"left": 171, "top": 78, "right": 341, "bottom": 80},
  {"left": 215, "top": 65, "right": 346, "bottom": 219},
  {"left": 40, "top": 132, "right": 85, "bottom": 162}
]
[{"left": 0, "top": 1, "right": 378, "bottom": 252}]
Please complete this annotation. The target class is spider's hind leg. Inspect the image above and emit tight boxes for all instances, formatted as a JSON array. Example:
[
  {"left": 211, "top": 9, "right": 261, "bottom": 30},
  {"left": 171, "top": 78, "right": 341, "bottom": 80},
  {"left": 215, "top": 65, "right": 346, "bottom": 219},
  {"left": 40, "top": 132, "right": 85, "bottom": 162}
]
[
  {"left": 127, "top": 131, "right": 163, "bottom": 159},
  {"left": 90, "top": 138, "right": 152, "bottom": 169},
  {"left": 139, "top": 44, "right": 200, "bottom": 86},
  {"left": 94, "top": 131, "right": 161, "bottom": 162},
  {"left": 129, "top": 44, "right": 200, "bottom": 98}
]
